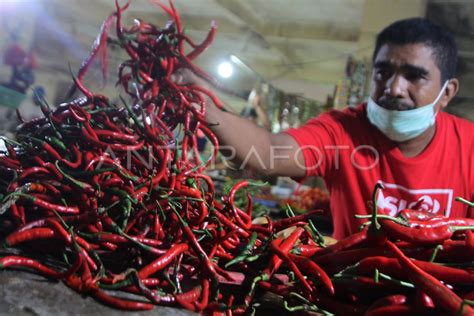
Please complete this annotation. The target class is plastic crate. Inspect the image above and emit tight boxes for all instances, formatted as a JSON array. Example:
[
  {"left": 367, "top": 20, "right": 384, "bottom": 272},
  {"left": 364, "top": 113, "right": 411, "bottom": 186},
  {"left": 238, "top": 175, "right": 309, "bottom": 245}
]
[{"left": 0, "top": 85, "right": 26, "bottom": 109}]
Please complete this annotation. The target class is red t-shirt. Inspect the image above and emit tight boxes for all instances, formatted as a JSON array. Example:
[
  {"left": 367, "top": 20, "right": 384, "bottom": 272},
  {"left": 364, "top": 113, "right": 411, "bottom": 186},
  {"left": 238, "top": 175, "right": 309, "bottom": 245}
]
[{"left": 285, "top": 103, "right": 474, "bottom": 240}]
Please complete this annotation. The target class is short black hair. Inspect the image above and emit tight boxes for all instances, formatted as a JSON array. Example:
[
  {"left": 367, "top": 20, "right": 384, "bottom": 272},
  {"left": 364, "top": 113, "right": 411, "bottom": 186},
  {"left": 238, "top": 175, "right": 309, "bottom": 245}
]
[{"left": 373, "top": 17, "right": 457, "bottom": 83}]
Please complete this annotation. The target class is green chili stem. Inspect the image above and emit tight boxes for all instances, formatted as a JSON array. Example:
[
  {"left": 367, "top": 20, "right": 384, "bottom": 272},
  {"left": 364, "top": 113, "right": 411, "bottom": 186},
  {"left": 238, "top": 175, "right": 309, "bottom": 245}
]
[
  {"left": 429, "top": 244, "right": 444, "bottom": 262},
  {"left": 455, "top": 197, "right": 474, "bottom": 207}
]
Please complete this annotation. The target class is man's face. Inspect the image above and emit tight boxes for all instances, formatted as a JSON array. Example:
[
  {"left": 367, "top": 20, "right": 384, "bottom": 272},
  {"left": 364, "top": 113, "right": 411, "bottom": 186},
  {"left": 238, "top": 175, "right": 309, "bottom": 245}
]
[{"left": 370, "top": 43, "right": 444, "bottom": 111}]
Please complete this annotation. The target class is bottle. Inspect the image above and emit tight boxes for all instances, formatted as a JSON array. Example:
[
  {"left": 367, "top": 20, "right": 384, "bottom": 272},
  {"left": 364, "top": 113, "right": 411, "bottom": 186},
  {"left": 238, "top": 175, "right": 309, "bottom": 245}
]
[
  {"left": 280, "top": 108, "right": 290, "bottom": 131},
  {"left": 291, "top": 106, "right": 300, "bottom": 128}
]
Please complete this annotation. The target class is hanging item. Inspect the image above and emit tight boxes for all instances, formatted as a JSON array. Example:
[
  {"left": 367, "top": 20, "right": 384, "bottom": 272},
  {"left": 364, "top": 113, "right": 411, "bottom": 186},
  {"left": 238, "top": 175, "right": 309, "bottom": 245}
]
[
  {"left": 2, "top": 24, "right": 38, "bottom": 94},
  {"left": 3, "top": 43, "right": 27, "bottom": 67}
]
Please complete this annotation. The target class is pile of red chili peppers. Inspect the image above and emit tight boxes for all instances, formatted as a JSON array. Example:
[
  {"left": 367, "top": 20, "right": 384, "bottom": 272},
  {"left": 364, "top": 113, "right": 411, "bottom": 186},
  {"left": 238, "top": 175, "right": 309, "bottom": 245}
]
[{"left": 0, "top": 1, "right": 473, "bottom": 315}]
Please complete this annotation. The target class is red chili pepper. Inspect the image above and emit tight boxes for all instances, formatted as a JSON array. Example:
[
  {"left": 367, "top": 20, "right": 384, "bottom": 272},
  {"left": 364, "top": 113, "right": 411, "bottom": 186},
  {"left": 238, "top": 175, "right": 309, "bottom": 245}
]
[
  {"left": 188, "top": 84, "right": 225, "bottom": 110},
  {"left": 265, "top": 227, "right": 304, "bottom": 277},
  {"left": 288, "top": 253, "right": 334, "bottom": 294},
  {"left": 69, "top": 71, "right": 94, "bottom": 100},
  {"left": 386, "top": 240, "right": 473, "bottom": 315},
  {"left": 45, "top": 219, "right": 72, "bottom": 244},
  {"left": 365, "top": 294, "right": 407, "bottom": 312},
  {"left": 365, "top": 305, "right": 423, "bottom": 316},
  {"left": 409, "top": 239, "right": 474, "bottom": 262},
  {"left": 138, "top": 243, "right": 188, "bottom": 278},
  {"left": 313, "top": 246, "right": 390, "bottom": 269},
  {"left": 174, "top": 185, "right": 208, "bottom": 224},
  {"left": 43, "top": 162, "right": 64, "bottom": 181},
  {"left": 398, "top": 207, "right": 437, "bottom": 221},
  {"left": 81, "top": 126, "right": 145, "bottom": 151},
  {"left": 149, "top": 0, "right": 175, "bottom": 20},
  {"left": 258, "top": 281, "right": 290, "bottom": 296},
  {"left": 60, "top": 252, "right": 85, "bottom": 280},
  {"left": 174, "top": 285, "right": 203, "bottom": 310},
  {"left": 76, "top": 12, "right": 116, "bottom": 87},
  {"left": 0, "top": 156, "right": 21, "bottom": 169},
  {"left": 415, "top": 290, "right": 435, "bottom": 310},
  {"left": 18, "top": 167, "right": 50, "bottom": 182},
  {"left": 186, "top": 21, "right": 217, "bottom": 60},
  {"left": 273, "top": 209, "right": 324, "bottom": 232},
  {"left": 8, "top": 203, "right": 24, "bottom": 225},
  {"left": 212, "top": 205, "right": 250, "bottom": 239},
  {"left": 95, "top": 129, "right": 138, "bottom": 143},
  {"left": 14, "top": 193, "right": 80, "bottom": 214},
  {"left": 6, "top": 144, "right": 17, "bottom": 160},
  {"left": 349, "top": 256, "right": 474, "bottom": 285},
  {"left": 3, "top": 227, "right": 56, "bottom": 247},
  {"left": 380, "top": 218, "right": 470, "bottom": 245},
  {"left": 313, "top": 227, "right": 368, "bottom": 258},
  {"left": 172, "top": 208, "right": 217, "bottom": 281},
  {"left": 407, "top": 217, "right": 474, "bottom": 228},
  {"left": 293, "top": 244, "right": 323, "bottom": 257},
  {"left": 0, "top": 255, "right": 62, "bottom": 279},
  {"left": 191, "top": 279, "right": 210, "bottom": 311},
  {"left": 269, "top": 242, "right": 313, "bottom": 294}
]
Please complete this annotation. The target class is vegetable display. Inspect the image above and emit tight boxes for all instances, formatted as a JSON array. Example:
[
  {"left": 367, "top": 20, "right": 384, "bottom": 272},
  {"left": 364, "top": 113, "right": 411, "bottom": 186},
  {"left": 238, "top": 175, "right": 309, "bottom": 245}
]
[
  {"left": 281, "top": 187, "right": 330, "bottom": 214},
  {"left": 0, "top": 1, "right": 473, "bottom": 315}
]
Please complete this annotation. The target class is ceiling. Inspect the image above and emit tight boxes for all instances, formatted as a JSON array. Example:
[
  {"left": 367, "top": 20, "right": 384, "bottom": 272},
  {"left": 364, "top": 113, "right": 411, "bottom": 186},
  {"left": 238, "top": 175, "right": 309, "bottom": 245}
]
[{"left": 0, "top": 0, "right": 473, "bottom": 115}]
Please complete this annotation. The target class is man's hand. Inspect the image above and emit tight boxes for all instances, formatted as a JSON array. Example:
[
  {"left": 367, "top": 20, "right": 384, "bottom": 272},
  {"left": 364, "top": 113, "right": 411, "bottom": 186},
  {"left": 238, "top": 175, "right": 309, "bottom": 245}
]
[
  {"left": 170, "top": 68, "right": 209, "bottom": 89},
  {"left": 170, "top": 68, "right": 305, "bottom": 178}
]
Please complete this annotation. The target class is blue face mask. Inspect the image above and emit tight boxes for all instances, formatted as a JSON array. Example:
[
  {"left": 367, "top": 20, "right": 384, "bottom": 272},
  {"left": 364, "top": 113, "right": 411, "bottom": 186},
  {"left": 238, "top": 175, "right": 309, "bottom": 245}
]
[{"left": 367, "top": 81, "right": 449, "bottom": 142}]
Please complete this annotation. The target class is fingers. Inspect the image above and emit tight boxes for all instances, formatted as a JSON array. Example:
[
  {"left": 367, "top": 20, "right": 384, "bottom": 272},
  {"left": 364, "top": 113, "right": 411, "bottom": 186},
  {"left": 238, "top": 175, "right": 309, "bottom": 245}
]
[
  {"left": 170, "top": 69, "right": 186, "bottom": 85},
  {"left": 171, "top": 68, "right": 197, "bottom": 85}
]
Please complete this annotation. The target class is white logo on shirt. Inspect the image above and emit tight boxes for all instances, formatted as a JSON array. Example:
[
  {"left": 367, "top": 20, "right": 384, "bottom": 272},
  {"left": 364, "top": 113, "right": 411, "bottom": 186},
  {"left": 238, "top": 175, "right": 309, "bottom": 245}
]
[{"left": 376, "top": 181, "right": 453, "bottom": 217}]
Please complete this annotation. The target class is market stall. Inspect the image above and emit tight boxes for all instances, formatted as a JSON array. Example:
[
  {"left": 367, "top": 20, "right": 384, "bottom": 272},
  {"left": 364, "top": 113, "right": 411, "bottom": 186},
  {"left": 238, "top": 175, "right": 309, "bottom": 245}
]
[{"left": 0, "top": 1, "right": 473, "bottom": 316}]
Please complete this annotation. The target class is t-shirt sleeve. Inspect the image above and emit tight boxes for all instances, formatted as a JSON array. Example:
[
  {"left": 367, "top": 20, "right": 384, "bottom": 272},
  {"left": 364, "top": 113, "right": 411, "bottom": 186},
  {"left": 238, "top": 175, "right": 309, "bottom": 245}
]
[
  {"left": 469, "top": 124, "right": 474, "bottom": 218},
  {"left": 467, "top": 123, "right": 474, "bottom": 218},
  {"left": 470, "top": 164, "right": 474, "bottom": 218},
  {"left": 285, "top": 111, "right": 345, "bottom": 178}
]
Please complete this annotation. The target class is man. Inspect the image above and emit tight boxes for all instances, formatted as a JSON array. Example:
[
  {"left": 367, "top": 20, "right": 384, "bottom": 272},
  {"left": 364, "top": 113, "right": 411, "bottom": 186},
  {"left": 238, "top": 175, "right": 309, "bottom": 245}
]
[{"left": 177, "top": 18, "right": 473, "bottom": 239}]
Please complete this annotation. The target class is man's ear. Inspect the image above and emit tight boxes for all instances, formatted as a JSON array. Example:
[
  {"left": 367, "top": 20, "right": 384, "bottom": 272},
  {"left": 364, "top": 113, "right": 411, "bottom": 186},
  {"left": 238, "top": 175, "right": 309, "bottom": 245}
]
[{"left": 440, "top": 78, "right": 459, "bottom": 110}]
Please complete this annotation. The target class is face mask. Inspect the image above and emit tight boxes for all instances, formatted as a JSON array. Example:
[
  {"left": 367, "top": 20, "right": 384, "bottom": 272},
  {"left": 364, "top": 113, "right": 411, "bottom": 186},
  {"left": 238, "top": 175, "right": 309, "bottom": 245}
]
[{"left": 367, "top": 81, "right": 449, "bottom": 142}]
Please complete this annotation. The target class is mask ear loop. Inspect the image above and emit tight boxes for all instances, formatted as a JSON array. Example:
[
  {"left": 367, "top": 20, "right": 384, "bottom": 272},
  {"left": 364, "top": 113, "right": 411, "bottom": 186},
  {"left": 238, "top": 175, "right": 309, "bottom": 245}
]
[
  {"left": 432, "top": 80, "right": 450, "bottom": 117},
  {"left": 434, "top": 80, "right": 450, "bottom": 106}
]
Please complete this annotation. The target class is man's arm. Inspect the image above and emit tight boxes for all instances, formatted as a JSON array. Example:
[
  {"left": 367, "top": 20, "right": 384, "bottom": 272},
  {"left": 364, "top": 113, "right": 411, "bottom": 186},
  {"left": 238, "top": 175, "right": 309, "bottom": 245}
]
[
  {"left": 205, "top": 103, "right": 306, "bottom": 178},
  {"left": 173, "top": 68, "right": 307, "bottom": 178}
]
